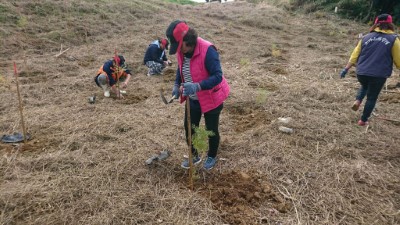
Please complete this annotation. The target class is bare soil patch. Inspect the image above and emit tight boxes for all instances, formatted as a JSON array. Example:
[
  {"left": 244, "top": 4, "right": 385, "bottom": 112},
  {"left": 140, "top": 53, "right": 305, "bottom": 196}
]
[
  {"left": 226, "top": 102, "right": 273, "bottom": 132},
  {"left": 170, "top": 169, "right": 291, "bottom": 225},
  {"left": 119, "top": 88, "right": 150, "bottom": 105}
]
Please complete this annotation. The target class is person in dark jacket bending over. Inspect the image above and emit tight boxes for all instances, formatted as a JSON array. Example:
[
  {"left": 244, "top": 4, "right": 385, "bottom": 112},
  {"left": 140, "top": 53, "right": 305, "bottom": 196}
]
[
  {"left": 166, "top": 20, "right": 230, "bottom": 170},
  {"left": 144, "top": 38, "right": 171, "bottom": 76},
  {"left": 95, "top": 55, "right": 132, "bottom": 99},
  {"left": 340, "top": 14, "right": 400, "bottom": 126}
]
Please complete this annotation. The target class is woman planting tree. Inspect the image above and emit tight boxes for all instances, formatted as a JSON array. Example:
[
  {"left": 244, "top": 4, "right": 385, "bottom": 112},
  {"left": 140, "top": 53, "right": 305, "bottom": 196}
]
[{"left": 166, "top": 20, "right": 230, "bottom": 170}]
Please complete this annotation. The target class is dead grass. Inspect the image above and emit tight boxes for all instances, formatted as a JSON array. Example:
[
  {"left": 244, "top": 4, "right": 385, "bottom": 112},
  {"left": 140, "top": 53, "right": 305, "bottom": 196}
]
[{"left": 0, "top": 0, "right": 400, "bottom": 224}]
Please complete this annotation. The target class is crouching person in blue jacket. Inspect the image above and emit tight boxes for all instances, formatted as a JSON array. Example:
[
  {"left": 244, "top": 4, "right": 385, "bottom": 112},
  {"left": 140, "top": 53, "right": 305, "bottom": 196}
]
[{"left": 143, "top": 38, "right": 171, "bottom": 76}]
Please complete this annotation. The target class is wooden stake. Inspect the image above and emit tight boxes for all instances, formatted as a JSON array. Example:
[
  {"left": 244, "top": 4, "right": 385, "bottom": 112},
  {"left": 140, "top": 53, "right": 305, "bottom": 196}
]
[
  {"left": 376, "top": 117, "right": 400, "bottom": 123},
  {"left": 13, "top": 62, "right": 27, "bottom": 143},
  {"left": 186, "top": 99, "right": 194, "bottom": 190},
  {"left": 114, "top": 49, "right": 121, "bottom": 98}
]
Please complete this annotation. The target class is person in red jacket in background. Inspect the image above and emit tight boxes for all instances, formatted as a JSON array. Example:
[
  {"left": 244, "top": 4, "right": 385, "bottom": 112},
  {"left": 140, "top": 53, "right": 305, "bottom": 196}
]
[
  {"left": 166, "top": 20, "right": 230, "bottom": 170},
  {"left": 94, "top": 55, "right": 132, "bottom": 99}
]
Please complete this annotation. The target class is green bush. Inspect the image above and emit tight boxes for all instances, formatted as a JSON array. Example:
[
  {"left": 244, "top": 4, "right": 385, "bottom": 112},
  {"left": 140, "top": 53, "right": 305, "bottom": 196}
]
[
  {"left": 0, "top": 4, "right": 18, "bottom": 24},
  {"left": 285, "top": 0, "right": 400, "bottom": 25},
  {"left": 393, "top": 6, "right": 400, "bottom": 24},
  {"left": 165, "top": 0, "right": 197, "bottom": 5},
  {"left": 192, "top": 126, "right": 214, "bottom": 156}
]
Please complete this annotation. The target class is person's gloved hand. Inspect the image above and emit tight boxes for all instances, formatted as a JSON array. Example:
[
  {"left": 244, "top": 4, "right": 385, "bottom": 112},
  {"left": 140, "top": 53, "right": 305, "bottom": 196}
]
[
  {"left": 172, "top": 84, "right": 180, "bottom": 99},
  {"left": 121, "top": 81, "right": 128, "bottom": 88},
  {"left": 340, "top": 68, "right": 348, "bottom": 79},
  {"left": 182, "top": 82, "right": 201, "bottom": 96}
]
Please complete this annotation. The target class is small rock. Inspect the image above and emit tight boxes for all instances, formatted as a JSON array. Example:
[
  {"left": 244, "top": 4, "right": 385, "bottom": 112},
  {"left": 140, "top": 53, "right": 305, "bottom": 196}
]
[
  {"left": 278, "top": 126, "right": 293, "bottom": 134},
  {"left": 277, "top": 117, "right": 292, "bottom": 124},
  {"left": 239, "top": 172, "right": 251, "bottom": 180}
]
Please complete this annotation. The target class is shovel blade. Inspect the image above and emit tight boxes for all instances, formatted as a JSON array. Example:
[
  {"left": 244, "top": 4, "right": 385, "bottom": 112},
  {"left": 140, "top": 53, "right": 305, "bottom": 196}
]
[
  {"left": 145, "top": 150, "right": 171, "bottom": 165},
  {"left": 168, "top": 96, "right": 175, "bottom": 103}
]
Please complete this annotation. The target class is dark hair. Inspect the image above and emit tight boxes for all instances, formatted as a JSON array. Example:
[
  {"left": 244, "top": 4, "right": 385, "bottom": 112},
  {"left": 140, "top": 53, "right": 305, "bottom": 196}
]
[
  {"left": 113, "top": 55, "right": 125, "bottom": 66},
  {"left": 370, "top": 23, "right": 395, "bottom": 32},
  {"left": 183, "top": 28, "right": 198, "bottom": 47}
]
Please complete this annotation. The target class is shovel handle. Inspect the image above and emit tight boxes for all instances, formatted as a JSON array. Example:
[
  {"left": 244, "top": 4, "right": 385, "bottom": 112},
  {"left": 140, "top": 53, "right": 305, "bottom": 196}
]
[{"left": 160, "top": 89, "right": 169, "bottom": 104}]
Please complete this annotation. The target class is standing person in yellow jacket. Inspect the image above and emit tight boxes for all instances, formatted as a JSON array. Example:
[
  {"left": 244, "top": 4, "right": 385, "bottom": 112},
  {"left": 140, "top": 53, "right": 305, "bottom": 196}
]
[
  {"left": 94, "top": 55, "right": 132, "bottom": 99},
  {"left": 340, "top": 14, "right": 400, "bottom": 126}
]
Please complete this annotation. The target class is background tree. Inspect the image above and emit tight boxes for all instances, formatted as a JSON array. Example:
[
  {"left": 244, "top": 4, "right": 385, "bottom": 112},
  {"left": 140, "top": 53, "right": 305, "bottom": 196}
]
[{"left": 286, "top": 0, "right": 400, "bottom": 25}]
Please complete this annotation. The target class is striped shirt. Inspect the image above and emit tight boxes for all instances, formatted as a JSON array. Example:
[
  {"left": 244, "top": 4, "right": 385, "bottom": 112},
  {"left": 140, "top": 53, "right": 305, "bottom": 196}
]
[{"left": 183, "top": 56, "right": 198, "bottom": 100}]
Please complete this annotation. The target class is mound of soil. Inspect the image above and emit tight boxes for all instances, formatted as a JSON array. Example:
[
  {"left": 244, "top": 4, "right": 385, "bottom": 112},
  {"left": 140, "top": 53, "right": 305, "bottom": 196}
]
[{"left": 172, "top": 169, "right": 291, "bottom": 225}]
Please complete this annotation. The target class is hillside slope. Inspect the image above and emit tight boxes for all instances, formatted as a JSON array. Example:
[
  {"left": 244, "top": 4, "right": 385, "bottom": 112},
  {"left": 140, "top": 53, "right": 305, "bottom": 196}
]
[{"left": 1, "top": 0, "right": 399, "bottom": 224}]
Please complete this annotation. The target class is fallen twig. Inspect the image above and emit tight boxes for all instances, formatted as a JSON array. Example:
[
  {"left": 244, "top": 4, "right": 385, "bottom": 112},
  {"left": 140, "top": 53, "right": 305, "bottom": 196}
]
[
  {"left": 364, "top": 125, "right": 369, "bottom": 133},
  {"left": 375, "top": 117, "right": 400, "bottom": 124},
  {"left": 277, "top": 186, "right": 297, "bottom": 201},
  {"left": 55, "top": 48, "right": 70, "bottom": 58},
  {"left": 351, "top": 86, "right": 399, "bottom": 93},
  {"left": 382, "top": 90, "right": 400, "bottom": 94}
]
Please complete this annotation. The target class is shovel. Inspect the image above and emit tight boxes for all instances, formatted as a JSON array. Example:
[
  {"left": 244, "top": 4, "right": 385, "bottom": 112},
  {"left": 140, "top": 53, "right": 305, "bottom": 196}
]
[
  {"left": 1, "top": 132, "right": 31, "bottom": 143},
  {"left": 88, "top": 93, "right": 96, "bottom": 104},
  {"left": 160, "top": 89, "right": 176, "bottom": 104}
]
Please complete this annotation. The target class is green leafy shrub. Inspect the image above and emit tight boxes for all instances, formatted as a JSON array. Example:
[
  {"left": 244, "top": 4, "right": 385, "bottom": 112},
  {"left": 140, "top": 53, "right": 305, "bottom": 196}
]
[
  {"left": 165, "top": 0, "right": 197, "bottom": 5},
  {"left": 263, "top": 0, "right": 400, "bottom": 24},
  {"left": 394, "top": 5, "right": 400, "bottom": 24},
  {"left": 17, "top": 16, "right": 28, "bottom": 28},
  {"left": 240, "top": 58, "right": 250, "bottom": 67},
  {"left": 192, "top": 125, "right": 214, "bottom": 156},
  {"left": 0, "top": 4, "right": 18, "bottom": 24},
  {"left": 256, "top": 89, "right": 268, "bottom": 105}
]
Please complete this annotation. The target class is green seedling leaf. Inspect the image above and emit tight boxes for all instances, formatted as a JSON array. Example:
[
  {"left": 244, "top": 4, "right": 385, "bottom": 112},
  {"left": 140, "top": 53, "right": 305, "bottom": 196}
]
[
  {"left": 256, "top": 88, "right": 268, "bottom": 105},
  {"left": 192, "top": 125, "right": 214, "bottom": 155},
  {"left": 17, "top": 16, "right": 28, "bottom": 28}
]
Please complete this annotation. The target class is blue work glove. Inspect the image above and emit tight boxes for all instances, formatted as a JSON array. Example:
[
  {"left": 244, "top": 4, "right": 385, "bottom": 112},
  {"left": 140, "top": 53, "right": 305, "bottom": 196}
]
[
  {"left": 182, "top": 82, "right": 201, "bottom": 96},
  {"left": 340, "top": 68, "right": 348, "bottom": 79},
  {"left": 172, "top": 84, "right": 180, "bottom": 99}
]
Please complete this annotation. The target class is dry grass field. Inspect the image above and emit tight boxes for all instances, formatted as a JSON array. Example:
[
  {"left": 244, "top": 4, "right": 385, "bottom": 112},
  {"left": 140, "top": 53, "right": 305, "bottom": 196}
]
[{"left": 0, "top": 0, "right": 399, "bottom": 224}]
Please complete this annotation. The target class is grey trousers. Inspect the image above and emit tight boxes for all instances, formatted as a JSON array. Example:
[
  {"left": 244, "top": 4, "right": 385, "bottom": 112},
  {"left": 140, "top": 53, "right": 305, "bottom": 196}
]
[{"left": 145, "top": 61, "right": 165, "bottom": 75}]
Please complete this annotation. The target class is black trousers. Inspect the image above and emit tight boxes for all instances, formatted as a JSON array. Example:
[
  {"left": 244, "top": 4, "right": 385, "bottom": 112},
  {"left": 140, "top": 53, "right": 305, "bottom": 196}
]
[
  {"left": 184, "top": 99, "right": 223, "bottom": 158},
  {"left": 356, "top": 75, "right": 387, "bottom": 122}
]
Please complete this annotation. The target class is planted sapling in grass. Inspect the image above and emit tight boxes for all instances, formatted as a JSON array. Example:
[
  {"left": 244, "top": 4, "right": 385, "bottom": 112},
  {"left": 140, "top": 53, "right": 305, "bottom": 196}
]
[
  {"left": 256, "top": 88, "right": 268, "bottom": 105},
  {"left": 190, "top": 125, "right": 215, "bottom": 181},
  {"left": 271, "top": 44, "right": 282, "bottom": 57},
  {"left": 192, "top": 125, "right": 215, "bottom": 158}
]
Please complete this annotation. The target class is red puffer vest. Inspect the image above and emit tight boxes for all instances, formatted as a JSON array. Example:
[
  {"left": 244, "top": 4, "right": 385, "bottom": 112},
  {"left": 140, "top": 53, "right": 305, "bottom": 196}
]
[{"left": 177, "top": 38, "right": 230, "bottom": 113}]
